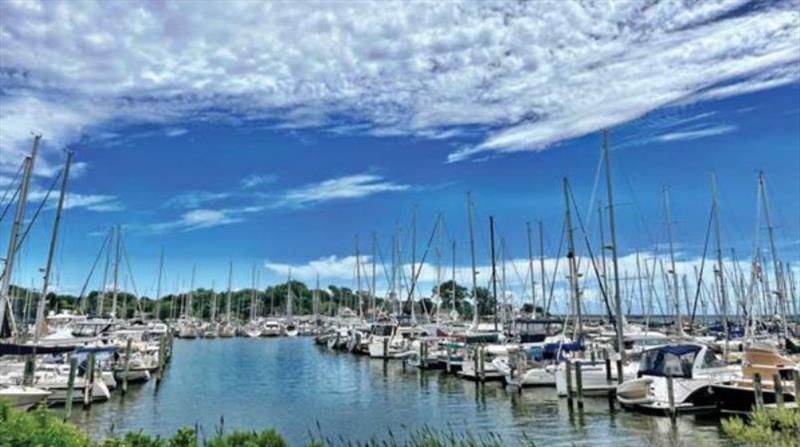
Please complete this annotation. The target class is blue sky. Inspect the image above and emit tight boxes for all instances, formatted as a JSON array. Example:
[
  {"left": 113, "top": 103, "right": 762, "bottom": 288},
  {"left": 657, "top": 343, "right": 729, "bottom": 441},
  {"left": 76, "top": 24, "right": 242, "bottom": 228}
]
[{"left": 1, "top": 1, "right": 799, "bottom": 312}]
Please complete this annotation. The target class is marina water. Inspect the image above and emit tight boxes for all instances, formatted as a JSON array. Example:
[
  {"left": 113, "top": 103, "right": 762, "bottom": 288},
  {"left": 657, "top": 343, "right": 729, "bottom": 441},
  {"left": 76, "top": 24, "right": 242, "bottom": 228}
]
[{"left": 67, "top": 338, "right": 731, "bottom": 446}]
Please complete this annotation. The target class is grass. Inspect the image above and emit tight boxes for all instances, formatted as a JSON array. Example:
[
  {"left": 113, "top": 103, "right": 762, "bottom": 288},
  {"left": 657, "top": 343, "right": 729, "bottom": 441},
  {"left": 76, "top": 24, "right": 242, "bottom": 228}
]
[
  {"left": 0, "top": 400, "right": 528, "bottom": 446},
  {"left": 721, "top": 407, "right": 800, "bottom": 446}
]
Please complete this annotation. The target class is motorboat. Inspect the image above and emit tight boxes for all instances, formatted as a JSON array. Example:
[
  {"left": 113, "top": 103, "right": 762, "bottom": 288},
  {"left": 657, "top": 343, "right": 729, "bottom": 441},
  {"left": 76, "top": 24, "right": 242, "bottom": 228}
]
[
  {"left": 0, "top": 385, "right": 51, "bottom": 410},
  {"left": 711, "top": 343, "right": 798, "bottom": 413},
  {"left": 616, "top": 343, "right": 739, "bottom": 415}
]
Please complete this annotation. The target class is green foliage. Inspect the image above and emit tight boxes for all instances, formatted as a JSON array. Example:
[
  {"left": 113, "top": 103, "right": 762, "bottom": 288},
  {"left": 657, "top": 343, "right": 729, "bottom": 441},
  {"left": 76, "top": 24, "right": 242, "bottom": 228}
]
[
  {"left": 721, "top": 407, "right": 800, "bottom": 446},
  {"left": 0, "top": 399, "right": 92, "bottom": 447},
  {"left": 0, "top": 400, "right": 525, "bottom": 447}
]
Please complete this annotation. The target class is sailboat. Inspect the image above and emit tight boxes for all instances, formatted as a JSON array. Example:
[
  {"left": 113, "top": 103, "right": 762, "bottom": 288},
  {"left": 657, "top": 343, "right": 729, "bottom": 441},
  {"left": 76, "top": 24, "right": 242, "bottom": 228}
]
[{"left": 284, "top": 269, "right": 298, "bottom": 337}]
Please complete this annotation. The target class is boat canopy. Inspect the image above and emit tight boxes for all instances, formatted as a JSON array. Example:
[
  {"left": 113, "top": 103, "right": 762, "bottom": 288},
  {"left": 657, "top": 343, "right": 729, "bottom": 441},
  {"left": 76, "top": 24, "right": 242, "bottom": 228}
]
[{"left": 638, "top": 344, "right": 702, "bottom": 378}]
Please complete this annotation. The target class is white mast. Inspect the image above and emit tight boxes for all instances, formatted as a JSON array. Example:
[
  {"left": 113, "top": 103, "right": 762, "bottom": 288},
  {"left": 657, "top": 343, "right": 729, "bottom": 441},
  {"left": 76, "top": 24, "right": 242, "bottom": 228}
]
[
  {"left": 467, "top": 192, "right": 479, "bottom": 329},
  {"left": 35, "top": 150, "right": 73, "bottom": 342},
  {"left": 0, "top": 136, "right": 40, "bottom": 335}
]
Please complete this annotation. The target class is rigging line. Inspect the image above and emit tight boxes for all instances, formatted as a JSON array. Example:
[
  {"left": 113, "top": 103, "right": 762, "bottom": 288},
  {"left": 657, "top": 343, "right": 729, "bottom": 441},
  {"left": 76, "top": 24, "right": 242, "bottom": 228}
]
[
  {"left": 689, "top": 205, "right": 714, "bottom": 328},
  {"left": 544, "top": 218, "right": 566, "bottom": 315},
  {"left": 76, "top": 230, "right": 112, "bottom": 308},
  {"left": 0, "top": 163, "right": 25, "bottom": 223},
  {"left": 405, "top": 214, "right": 442, "bottom": 303},
  {"left": 0, "top": 168, "right": 63, "bottom": 283},
  {"left": 569, "top": 184, "right": 615, "bottom": 322}
]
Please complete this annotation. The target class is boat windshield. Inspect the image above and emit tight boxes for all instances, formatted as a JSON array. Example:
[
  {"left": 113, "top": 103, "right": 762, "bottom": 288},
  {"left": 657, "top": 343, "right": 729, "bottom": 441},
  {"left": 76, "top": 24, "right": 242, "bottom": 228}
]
[
  {"left": 371, "top": 325, "right": 394, "bottom": 336},
  {"left": 638, "top": 345, "right": 701, "bottom": 378}
]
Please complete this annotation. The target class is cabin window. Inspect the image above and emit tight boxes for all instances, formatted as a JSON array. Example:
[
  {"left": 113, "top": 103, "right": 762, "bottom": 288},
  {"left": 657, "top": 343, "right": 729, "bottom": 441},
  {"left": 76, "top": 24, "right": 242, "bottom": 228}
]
[{"left": 700, "top": 350, "right": 724, "bottom": 369}]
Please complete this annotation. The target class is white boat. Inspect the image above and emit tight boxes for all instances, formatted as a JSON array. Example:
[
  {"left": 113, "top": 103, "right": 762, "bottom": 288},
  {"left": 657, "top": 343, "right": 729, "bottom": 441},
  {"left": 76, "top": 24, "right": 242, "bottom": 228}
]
[
  {"left": 261, "top": 320, "right": 282, "bottom": 337},
  {"left": 555, "top": 357, "right": 639, "bottom": 396},
  {"left": 616, "top": 343, "right": 739, "bottom": 414},
  {"left": 0, "top": 385, "right": 51, "bottom": 410},
  {"left": 368, "top": 323, "right": 408, "bottom": 358}
]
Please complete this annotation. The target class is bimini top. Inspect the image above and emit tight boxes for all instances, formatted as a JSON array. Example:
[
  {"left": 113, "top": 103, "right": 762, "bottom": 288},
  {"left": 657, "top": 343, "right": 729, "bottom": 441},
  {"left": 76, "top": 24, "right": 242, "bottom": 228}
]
[{"left": 638, "top": 344, "right": 704, "bottom": 378}]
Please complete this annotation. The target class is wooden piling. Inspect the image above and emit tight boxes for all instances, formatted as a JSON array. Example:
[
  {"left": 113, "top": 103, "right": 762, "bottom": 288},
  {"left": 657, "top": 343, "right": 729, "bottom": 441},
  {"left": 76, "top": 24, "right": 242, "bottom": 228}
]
[
  {"left": 22, "top": 355, "right": 35, "bottom": 387},
  {"left": 478, "top": 346, "right": 485, "bottom": 382},
  {"left": 566, "top": 360, "right": 574, "bottom": 402},
  {"left": 122, "top": 338, "right": 132, "bottom": 395},
  {"left": 666, "top": 372, "right": 676, "bottom": 420},
  {"left": 83, "top": 352, "right": 95, "bottom": 408},
  {"left": 794, "top": 370, "right": 800, "bottom": 404},
  {"left": 773, "top": 373, "right": 784, "bottom": 408},
  {"left": 383, "top": 338, "right": 388, "bottom": 361},
  {"left": 64, "top": 356, "right": 77, "bottom": 419},
  {"left": 157, "top": 335, "right": 166, "bottom": 385},
  {"left": 604, "top": 350, "right": 612, "bottom": 383},
  {"left": 753, "top": 373, "right": 764, "bottom": 410},
  {"left": 575, "top": 361, "right": 584, "bottom": 409}
]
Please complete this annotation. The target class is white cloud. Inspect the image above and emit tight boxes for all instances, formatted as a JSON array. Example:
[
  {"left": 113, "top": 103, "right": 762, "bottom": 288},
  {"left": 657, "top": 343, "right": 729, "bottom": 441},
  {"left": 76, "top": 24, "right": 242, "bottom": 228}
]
[
  {"left": 27, "top": 189, "right": 122, "bottom": 212},
  {"left": 240, "top": 174, "right": 277, "bottom": 189},
  {"left": 163, "top": 190, "right": 230, "bottom": 209},
  {"left": 654, "top": 124, "right": 738, "bottom": 142},
  {"left": 147, "top": 208, "right": 241, "bottom": 233},
  {"left": 275, "top": 173, "right": 409, "bottom": 208},
  {"left": 0, "top": 0, "right": 796, "bottom": 167}
]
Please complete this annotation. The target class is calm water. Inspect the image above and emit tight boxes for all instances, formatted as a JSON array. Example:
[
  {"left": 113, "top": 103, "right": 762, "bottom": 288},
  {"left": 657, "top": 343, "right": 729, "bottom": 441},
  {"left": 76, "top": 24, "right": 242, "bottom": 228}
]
[{"left": 68, "top": 338, "right": 732, "bottom": 446}]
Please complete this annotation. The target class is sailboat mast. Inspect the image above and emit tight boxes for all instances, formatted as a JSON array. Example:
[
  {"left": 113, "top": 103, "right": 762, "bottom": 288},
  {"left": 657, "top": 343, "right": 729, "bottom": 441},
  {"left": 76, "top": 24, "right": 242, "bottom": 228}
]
[
  {"left": 111, "top": 225, "right": 122, "bottom": 318},
  {"left": 355, "top": 235, "right": 362, "bottom": 319},
  {"left": 371, "top": 232, "right": 377, "bottom": 319},
  {"left": 710, "top": 174, "right": 729, "bottom": 356},
  {"left": 563, "top": 178, "right": 582, "bottom": 337},
  {"left": 155, "top": 247, "right": 164, "bottom": 320},
  {"left": 35, "top": 150, "right": 73, "bottom": 342},
  {"left": 759, "top": 172, "right": 789, "bottom": 341},
  {"left": 226, "top": 261, "right": 233, "bottom": 323},
  {"left": 489, "top": 216, "right": 498, "bottom": 332},
  {"left": 538, "top": 221, "right": 547, "bottom": 316},
  {"left": 451, "top": 240, "right": 457, "bottom": 315},
  {"left": 1, "top": 136, "right": 40, "bottom": 334},
  {"left": 603, "top": 130, "right": 626, "bottom": 373},
  {"left": 467, "top": 193, "right": 479, "bottom": 328},
  {"left": 527, "top": 222, "right": 536, "bottom": 315},
  {"left": 663, "top": 186, "right": 684, "bottom": 337}
]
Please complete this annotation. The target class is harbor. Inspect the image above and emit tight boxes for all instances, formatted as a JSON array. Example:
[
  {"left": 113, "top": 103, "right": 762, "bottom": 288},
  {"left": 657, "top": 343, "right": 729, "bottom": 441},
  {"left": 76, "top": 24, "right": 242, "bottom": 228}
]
[{"left": 1, "top": 1, "right": 799, "bottom": 446}]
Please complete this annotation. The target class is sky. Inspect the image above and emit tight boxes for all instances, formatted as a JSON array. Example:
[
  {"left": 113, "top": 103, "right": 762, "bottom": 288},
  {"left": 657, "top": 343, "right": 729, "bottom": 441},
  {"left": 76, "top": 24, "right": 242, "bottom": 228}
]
[{"left": 1, "top": 0, "right": 799, "bottom": 313}]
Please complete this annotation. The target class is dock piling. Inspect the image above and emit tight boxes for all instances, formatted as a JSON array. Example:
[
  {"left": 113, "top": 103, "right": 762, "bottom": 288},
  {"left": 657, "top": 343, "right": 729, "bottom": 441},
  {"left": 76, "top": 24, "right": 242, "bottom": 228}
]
[
  {"left": 753, "top": 373, "right": 764, "bottom": 410},
  {"left": 773, "top": 373, "right": 784, "bottom": 408},
  {"left": 122, "top": 338, "right": 132, "bottom": 395},
  {"left": 575, "top": 361, "right": 584, "bottom": 409},
  {"left": 666, "top": 372, "right": 676, "bottom": 420},
  {"left": 84, "top": 352, "right": 95, "bottom": 408},
  {"left": 64, "top": 356, "right": 77, "bottom": 419}
]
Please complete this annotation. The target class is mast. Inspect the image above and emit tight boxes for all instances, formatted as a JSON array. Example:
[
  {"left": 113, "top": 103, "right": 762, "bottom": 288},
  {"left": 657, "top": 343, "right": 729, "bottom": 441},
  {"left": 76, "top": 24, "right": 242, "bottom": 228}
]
[
  {"left": 111, "top": 225, "right": 121, "bottom": 318},
  {"left": 371, "top": 232, "right": 377, "bottom": 319},
  {"left": 35, "top": 150, "right": 73, "bottom": 342},
  {"left": 451, "top": 240, "right": 457, "bottom": 316},
  {"left": 226, "top": 261, "right": 233, "bottom": 323},
  {"left": 286, "top": 268, "right": 293, "bottom": 321},
  {"left": 538, "top": 221, "right": 547, "bottom": 316},
  {"left": 97, "top": 228, "right": 112, "bottom": 317},
  {"left": 355, "top": 235, "right": 362, "bottom": 319},
  {"left": 467, "top": 193, "right": 479, "bottom": 328},
  {"left": 527, "top": 222, "right": 536, "bottom": 315},
  {"left": 563, "top": 178, "right": 582, "bottom": 337},
  {"left": 155, "top": 247, "right": 164, "bottom": 321},
  {"left": 187, "top": 263, "right": 196, "bottom": 319},
  {"left": 250, "top": 263, "right": 257, "bottom": 321},
  {"left": 501, "top": 238, "right": 507, "bottom": 325},
  {"left": 710, "top": 173, "right": 730, "bottom": 356},
  {"left": 603, "top": 130, "right": 626, "bottom": 374},
  {"left": 663, "top": 186, "right": 685, "bottom": 337},
  {"left": 410, "top": 206, "right": 417, "bottom": 323},
  {"left": 314, "top": 273, "right": 320, "bottom": 321},
  {"left": 759, "top": 172, "right": 789, "bottom": 341},
  {"left": 489, "top": 216, "right": 499, "bottom": 331},
  {"left": 0, "top": 136, "right": 40, "bottom": 335}
]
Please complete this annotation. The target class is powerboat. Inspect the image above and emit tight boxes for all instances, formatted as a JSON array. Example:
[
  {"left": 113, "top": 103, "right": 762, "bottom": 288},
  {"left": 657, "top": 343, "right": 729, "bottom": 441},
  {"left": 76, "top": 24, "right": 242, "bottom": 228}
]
[
  {"left": 0, "top": 385, "right": 51, "bottom": 410},
  {"left": 616, "top": 343, "right": 739, "bottom": 415}
]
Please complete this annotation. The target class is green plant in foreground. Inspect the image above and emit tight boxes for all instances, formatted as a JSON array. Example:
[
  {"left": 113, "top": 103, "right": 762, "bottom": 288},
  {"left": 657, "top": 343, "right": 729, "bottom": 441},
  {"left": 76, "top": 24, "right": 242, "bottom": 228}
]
[
  {"left": 0, "top": 400, "right": 521, "bottom": 447},
  {"left": 721, "top": 407, "right": 800, "bottom": 446}
]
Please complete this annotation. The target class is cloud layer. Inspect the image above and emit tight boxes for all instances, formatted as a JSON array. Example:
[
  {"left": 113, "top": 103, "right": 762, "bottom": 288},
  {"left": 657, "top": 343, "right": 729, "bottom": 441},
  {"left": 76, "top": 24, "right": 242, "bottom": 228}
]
[{"left": 1, "top": 0, "right": 798, "bottom": 169}]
